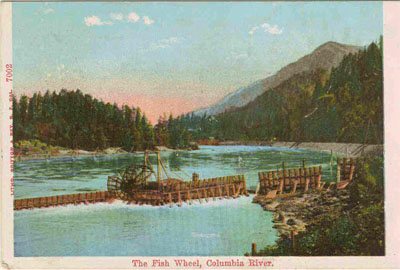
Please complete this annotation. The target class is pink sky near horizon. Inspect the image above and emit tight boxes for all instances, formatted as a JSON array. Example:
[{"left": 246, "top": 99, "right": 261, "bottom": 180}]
[{"left": 14, "top": 79, "right": 224, "bottom": 124}]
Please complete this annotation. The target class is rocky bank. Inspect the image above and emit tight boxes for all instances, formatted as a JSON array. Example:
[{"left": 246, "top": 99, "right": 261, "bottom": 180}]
[{"left": 253, "top": 188, "right": 351, "bottom": 237}]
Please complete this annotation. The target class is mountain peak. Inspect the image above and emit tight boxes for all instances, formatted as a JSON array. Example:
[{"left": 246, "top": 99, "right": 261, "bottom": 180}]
[
  {"left": 314, "top": 41, "right": 359, "bottom": 53},
  {"left": 194, "top": 41, "right": 360, "bottom": 117}
]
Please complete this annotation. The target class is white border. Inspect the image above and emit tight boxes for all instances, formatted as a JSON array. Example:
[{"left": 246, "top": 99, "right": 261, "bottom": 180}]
[{"left": 1, "top": 1, "right": 400, "bottom": 269}]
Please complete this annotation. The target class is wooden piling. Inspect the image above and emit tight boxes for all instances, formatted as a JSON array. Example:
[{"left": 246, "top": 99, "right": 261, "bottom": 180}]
[
  {"left": 304, "top": 168, "right": 310, "bottom": 193},
  {"left": 291, "top": 230, "right": 296, "bottom": 249},
  {"left": 337, "top": 158, "right": 341, "bottom": 184},
  {"left": 251, "top": 243, "right": 257, "bottom": 256}
]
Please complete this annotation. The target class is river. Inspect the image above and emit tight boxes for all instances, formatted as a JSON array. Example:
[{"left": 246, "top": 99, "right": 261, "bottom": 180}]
[{"left": 14, "top": 145, "right": 337, "bottom": 256}]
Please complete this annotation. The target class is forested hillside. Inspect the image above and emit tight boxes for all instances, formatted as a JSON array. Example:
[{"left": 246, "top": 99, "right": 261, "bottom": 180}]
[
  {"left": 12, "top": 89, "right": 191, "bottom": 151},
  {"left": 182, "top": 39, "right": 383, "bottom": 144}
]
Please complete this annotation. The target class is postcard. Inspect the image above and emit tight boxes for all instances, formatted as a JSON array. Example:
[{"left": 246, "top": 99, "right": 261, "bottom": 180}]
[{"left": 1, "top": 1, "right": 400, "bottom": 269}]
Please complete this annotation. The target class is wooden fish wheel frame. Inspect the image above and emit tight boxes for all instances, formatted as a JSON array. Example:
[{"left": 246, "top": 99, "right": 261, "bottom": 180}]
[{"left": 107, "top": 162, "right": 155, "bottom": 200}]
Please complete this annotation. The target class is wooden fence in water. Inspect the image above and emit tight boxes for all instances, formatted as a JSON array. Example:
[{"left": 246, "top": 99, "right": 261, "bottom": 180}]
[
  {"left": 130, "top": 175, "right": 249, "bottom": 206},
  {"left": 335, "top": 157, "right": 356, "bottom": 189},
  {"left": 257, "top": 166, "right": 322, "bottom": 197},
  {"left": 14, "top": 191, "right": 115, "bottom": 211},
  {"left": 14, "top": 175, "right": 248, "bottom": 210}
]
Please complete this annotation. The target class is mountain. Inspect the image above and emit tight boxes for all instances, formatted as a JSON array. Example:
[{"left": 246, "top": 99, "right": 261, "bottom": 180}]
[{"left": 194, "top": 41, "right": 360, "bottom": 116}]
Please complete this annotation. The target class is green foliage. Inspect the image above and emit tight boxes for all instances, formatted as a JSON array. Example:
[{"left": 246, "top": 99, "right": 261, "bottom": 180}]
[
  {"left": 154, "top": 113, "right": 191, "bottom": 149},
  {"left": 257, "top": 157, "right": 384, "bottom": 256},
  {"left": 180, "top": 39, "right": 383, "bottom": 144},
  {"left": 15, "top": 139, "right": 66, "bottom": 155},
  {"left": 13, "top": 89, "right": 191, "bottom": 152}
]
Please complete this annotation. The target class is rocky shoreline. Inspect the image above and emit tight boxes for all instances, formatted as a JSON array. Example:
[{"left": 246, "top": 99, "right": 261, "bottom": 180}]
[{"left": 253, "top": 188, "right": 351, "bottom": 237}]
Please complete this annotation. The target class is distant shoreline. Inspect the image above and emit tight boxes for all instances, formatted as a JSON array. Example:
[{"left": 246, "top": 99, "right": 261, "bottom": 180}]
[
  {"left": 15, "top": 141, "right": 383, "bottom": 162},
  {"left": 199, "top": 141, "right": 383, "bottom": 157},
  {"left": 14, "top": 146, "right": 192, "bottom": 162}
]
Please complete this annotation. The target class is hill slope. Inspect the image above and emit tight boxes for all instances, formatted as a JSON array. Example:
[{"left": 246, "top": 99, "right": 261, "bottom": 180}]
[{"left": 194, "top": 41, "right": 360, "bottom": 116}]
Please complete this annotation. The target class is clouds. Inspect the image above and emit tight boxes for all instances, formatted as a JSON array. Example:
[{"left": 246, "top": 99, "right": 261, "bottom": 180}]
[
  {"left": 84, "top": 12, "right": 153, "bottom": 26},
  {"left": 249, "top": 23, "right": 283, "bottom": 35},
  {"left": 142, "top": 16, "right": 154, "bottom": 25},
  {"left": 127, "top": 12, "right": 140, "bottom": 23},
  {"left": 85, "top": 16, "right": 113, "bottom": 26}
]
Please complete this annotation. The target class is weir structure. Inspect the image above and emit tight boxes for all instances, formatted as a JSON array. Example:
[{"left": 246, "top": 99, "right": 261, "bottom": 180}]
[
  {"left": 14, "top": 151, "right": 249, "bottom": 210},
  {"left": 250, "top": 157, "right": 359, "bottom": 254},
  {"left": 256, "top": 165, "right": 323, "bottom": 199},
  {"left": 255, "top": 158, "right": 357, "bottom": 200},
  {"left": 14, "top": 191, "right": 115, "bottom": 211},
  {"left": 107, "top": 151, "right": 249, "bottom": 206}
]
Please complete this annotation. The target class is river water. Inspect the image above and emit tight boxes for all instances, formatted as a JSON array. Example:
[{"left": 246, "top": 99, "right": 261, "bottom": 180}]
[{"left": 14, "top": 145, "right": 337, "bottom": 256}]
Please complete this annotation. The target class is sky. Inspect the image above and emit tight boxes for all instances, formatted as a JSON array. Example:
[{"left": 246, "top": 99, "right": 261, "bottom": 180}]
[{"left": 13, "top": 2, "right": 383, "bottom": 123}]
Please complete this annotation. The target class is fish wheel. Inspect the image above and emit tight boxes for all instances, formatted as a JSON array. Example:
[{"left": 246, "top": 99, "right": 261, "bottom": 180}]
[{"left": 107, "top": 164, "right": 155, "bottom": 200}]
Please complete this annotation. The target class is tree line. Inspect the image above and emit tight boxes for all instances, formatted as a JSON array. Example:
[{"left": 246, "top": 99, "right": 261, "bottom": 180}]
[
  {"left": 178, "top": 38, "right": 383, "bottom": 145},
  {"left": 13, "top": 89, "right": 192, "bottom": 152}
]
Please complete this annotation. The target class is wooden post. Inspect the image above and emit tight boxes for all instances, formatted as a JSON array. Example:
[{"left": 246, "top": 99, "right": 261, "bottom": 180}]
[
  {"left": 225, "top": 185, "right": 230, "bottom": 198},
  {"left": 210, "top": 187, "right": 216, "bottom": 200},
  {"left": 267, "top": 172, "right": 272, "bottom": 188},
  {"left": 279, "top": 171, "right": 284, "bottom": 194},
  {"left": 203, "top": 189, "right": 209, "bottom": 202},
  {"left": 299, "top": 168, "right": 303, "bottom": 188},
  {"left": 157, "top": 152, "right": 162, "bottom": 183},
  {"left": 304, "top": 168, "right": 310, "bottom": 193},
  {"left": 313, "top": 167, "right": 318, "bottom": 189},
  {"left": 283, "top": 169, "right": 288, "bottom": 192},
  {"left": 349, "top": 160, "right": 355, "bottom": 181},
  {"left": 291, "top": 230, "right": 296, "bottom": 250},
  {"left": 217, "top": 186, "right": 223, "bottom": 197},
  {"left": 177, "top": 191, "right": 182, "bottom": 206},
  {"left": 251, "top": 243, "right": 257, "bottom": 256},
  {"left": 168, "top": 193, "right": 173, "bottom": 207},
  {"left": 317, "top": 166, "right": 322, "bottom": 188},
  {"left": 187, "top": 190, "right": 193, "bottom": 204},
  {"left": 196, "top": 189, "right": 202, "bottom": 203}
]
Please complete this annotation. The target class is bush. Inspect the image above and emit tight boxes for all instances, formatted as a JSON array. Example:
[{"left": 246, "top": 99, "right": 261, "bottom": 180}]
[{"left": 256, "top": 157, "right": 384, "bottom": 256}]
